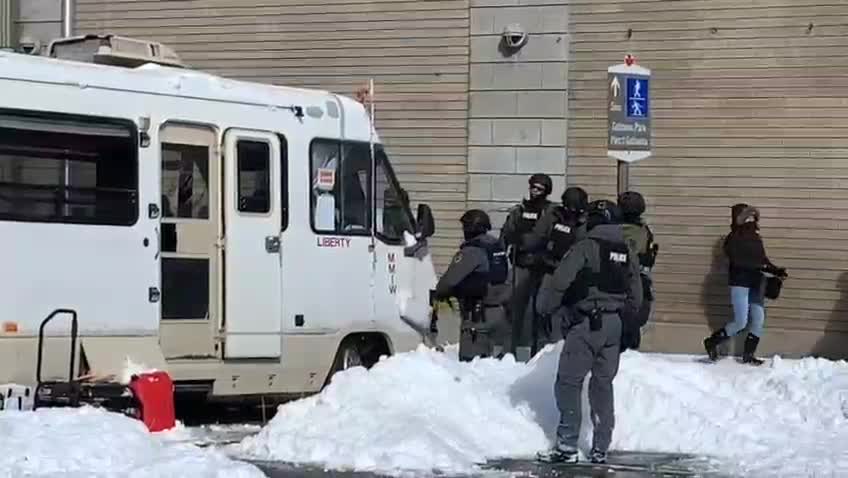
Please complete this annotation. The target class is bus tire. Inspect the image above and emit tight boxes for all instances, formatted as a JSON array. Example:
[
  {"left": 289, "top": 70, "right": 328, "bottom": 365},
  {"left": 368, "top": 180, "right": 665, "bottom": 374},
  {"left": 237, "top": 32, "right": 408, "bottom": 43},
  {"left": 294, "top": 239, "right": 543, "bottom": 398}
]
[{"left": 323, "top": 334, "right": 390, "bottom": 388}]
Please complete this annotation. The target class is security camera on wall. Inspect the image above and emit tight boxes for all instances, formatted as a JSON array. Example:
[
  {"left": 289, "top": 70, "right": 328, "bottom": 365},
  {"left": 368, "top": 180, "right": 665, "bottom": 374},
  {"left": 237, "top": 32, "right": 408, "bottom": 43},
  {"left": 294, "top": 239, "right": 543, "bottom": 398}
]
[
  {"left": 17, "top": 37, "right": 42, "bottom": 55},
  {"left": 499, "top": 24, "right": 528, "bottom": 56}
]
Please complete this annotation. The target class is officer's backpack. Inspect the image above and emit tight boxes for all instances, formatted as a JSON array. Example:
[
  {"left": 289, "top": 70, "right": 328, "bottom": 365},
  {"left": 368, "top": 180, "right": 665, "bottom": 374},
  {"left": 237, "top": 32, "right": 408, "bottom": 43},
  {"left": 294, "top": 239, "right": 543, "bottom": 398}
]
[
  {"left": 622, "top": 222, "right": 658, "bottom": 269},
  {"left": 484, "top": 241, "right": 509, "bottom": 285},
  {"left": 468, "top": 238, "right": 509, "bottom": 286}
]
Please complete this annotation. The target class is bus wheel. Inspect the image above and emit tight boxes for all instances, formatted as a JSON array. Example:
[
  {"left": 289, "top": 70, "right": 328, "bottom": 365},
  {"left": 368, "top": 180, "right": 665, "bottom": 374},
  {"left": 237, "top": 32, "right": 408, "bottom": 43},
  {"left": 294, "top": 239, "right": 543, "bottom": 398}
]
[
  {"left": 323, "top": 334, "right": 389, "bottom": 388},
  {"left": 340, "top": 342, "right": 363, "bottom": 370},
  {"left": 324, "top": 338, "right": 364, "bottom": 388}
]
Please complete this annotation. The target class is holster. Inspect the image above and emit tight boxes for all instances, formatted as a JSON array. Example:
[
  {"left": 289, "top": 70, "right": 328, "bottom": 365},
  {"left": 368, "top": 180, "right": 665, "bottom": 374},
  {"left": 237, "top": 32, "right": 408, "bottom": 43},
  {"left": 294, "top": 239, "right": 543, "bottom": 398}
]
[
  {"left": 459, "top": 299, "right": 495, "bottom": 361},
  {"left": 588, "top": 308, "right": 603, "bottom": 331},
  {"left": 460, "top": 299, "right": 485, "bottom": 345},
  {"left": 641, "top": 273, "right": 655, "bottom": 302},
  {"left": 460, "top": 299, "right": 485, "bottom": 324},
  {"left": 576, "top": 305, "right": 615, "bottom": 332}
]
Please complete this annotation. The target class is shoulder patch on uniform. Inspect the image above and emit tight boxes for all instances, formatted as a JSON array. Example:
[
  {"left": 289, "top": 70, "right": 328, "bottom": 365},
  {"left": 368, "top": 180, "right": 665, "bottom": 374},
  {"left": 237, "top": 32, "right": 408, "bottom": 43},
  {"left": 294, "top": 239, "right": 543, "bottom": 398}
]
[{"left": 453, "top": 252, "right": 463, "bottom": 263}]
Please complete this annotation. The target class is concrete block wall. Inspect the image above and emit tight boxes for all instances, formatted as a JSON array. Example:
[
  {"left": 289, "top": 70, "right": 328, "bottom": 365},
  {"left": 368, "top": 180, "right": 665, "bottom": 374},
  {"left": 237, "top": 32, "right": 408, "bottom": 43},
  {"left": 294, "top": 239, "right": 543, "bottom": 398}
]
[
  {"left": 468, "top": 0, "right": 569, "bottom": 235},
  {"left": 13, "top": 0, "right": 62, "bottom": 53}
]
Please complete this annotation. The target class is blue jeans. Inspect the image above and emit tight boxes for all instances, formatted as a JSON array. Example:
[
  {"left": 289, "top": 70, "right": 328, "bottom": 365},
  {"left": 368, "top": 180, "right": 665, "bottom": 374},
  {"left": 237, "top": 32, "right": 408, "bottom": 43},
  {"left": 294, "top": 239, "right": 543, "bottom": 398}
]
[{"left": 725, "top": 286, "right": 765, "bottom": 338}]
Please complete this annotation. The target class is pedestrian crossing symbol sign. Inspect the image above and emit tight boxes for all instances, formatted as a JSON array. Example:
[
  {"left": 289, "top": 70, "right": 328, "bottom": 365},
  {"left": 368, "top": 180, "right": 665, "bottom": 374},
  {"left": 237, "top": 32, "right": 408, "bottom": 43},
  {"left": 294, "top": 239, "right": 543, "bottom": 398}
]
[
  {"left": 626, "top": 77, "right": 649, "bottom": 118},
  {"left": 607, "top": 60, "right": 652, "bottom": 162}
]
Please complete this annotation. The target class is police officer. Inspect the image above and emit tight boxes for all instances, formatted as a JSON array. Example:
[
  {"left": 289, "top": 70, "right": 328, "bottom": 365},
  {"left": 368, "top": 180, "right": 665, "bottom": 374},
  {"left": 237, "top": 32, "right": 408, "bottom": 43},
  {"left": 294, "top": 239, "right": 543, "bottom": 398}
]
[
  {"left": 500, "top": 173, "right": 556, "bottom": 361},
  {"left": 536, "top": 199, "right": 642, "bottom": 465},
  {"left": 435, "top": 209, "right": 510, "bottom": 361},
  {"left": 618, "top": 190, "right": 660, "bottom": 351},
  {"left": 525, "top": 186, "right": 590, "bottom": 349}
]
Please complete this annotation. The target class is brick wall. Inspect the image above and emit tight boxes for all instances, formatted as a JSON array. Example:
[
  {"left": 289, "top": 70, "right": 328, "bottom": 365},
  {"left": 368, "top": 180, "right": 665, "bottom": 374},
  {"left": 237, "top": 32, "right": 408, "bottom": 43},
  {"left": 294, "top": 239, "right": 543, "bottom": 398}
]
[
  {"left": 14, "top": 0, "right": 62, "bottom": 52},
  {"left": 467, "top": 0, "right": 569, "bottom": 235}
]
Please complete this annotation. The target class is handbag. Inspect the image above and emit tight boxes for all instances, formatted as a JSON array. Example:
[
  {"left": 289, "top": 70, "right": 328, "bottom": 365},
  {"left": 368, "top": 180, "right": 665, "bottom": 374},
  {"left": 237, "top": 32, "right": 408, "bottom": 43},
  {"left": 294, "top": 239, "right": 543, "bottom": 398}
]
[{"left": 764, "top": 275, "right": 783, "bottom": 300}]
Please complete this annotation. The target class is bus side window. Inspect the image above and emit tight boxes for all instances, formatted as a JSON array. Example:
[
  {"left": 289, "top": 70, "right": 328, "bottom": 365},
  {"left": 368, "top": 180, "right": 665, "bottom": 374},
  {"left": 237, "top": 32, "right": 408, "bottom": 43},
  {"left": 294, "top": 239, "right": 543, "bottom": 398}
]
[
  {"left": 236, "top": 140, "right": 271, "bottom": 214},
  {"left": 161, "top": 143, "right": 209, "bottom": 219},
  {"left": 310, "top": 139, "right": 371, "bottom": 235},
  {"left": 0, "top": 112, "right": 137, "bottom": 226}
]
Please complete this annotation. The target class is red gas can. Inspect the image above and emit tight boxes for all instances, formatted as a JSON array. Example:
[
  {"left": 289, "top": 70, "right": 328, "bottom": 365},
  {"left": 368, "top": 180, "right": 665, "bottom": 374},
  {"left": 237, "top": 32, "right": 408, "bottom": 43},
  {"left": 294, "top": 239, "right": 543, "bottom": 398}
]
[{"left": 128, "top": 371, "right": 176, "bottom": 432}]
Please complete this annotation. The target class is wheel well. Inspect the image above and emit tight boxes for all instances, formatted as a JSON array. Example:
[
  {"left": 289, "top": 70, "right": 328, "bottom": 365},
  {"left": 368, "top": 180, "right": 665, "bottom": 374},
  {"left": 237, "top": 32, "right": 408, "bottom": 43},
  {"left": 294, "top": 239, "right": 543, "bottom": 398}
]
[
  {"left": 342, "top": 332, "right": 392, "bottom": 368},
  {"left": 322, "top": 332, "right": 392, "bottom": 389}
]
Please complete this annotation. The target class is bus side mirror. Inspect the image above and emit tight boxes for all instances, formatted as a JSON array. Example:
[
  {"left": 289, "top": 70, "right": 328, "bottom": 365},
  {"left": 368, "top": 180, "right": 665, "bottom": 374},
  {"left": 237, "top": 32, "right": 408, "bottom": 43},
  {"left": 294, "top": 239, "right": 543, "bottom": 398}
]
[{"left": 416, "top": 203, "right": 435, "bottom": 238}]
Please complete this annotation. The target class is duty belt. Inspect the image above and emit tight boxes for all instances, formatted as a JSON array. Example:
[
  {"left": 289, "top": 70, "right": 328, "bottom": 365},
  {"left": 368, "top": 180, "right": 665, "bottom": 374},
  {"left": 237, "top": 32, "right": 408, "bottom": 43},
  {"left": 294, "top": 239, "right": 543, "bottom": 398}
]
[{"left": 578, "top": 306, "right": 620, "bottom": 332}]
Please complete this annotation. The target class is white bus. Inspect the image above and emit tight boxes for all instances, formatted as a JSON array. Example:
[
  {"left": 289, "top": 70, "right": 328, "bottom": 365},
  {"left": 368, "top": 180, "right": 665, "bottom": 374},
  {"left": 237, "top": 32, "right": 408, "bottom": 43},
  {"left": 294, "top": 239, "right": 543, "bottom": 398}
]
[{"left": 0, "top": 34, "right": 438, "bottom": 405}]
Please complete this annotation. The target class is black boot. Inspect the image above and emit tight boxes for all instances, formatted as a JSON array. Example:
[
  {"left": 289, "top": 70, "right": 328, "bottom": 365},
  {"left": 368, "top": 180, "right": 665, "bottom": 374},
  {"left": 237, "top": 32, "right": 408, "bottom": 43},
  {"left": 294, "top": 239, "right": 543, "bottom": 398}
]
[
  {"left": 703, "top": 328, "right": 729, "bottom": 361},
  {"left": 742, "top": 333, "right": 764, "bottom": 366}
]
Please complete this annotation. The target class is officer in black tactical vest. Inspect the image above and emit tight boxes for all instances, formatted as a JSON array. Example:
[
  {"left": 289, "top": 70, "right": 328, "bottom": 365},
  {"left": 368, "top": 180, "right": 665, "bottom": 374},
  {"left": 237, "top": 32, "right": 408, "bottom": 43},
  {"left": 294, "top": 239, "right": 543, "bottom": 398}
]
[
  {"left": 499, "top": 173, "right": 556, "bottom": 361},
  {"left": 525, "top": 186, "right": 590, "bottom": 350},
  {"left": 618, "top": 191, "right": 660, "bottom": 351},
  {"left": 536, "top": 199, "right": 642, "bottom": 465},
  {"left": 435, "top": 209, "right": 510, "bottom": 361}
]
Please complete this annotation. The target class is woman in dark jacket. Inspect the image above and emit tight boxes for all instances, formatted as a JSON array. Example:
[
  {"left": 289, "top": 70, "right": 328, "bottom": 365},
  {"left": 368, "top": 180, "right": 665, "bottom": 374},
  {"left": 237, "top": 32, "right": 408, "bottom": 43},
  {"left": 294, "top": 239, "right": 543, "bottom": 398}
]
[{"left": 703, "top": 203, "right": 787, "bottom": 365}]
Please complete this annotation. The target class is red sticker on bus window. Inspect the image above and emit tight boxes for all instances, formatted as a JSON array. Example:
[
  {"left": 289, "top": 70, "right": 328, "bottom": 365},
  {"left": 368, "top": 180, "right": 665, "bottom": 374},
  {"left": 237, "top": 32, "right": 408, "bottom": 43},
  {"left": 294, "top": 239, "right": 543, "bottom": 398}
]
[{"left": 317, "top": 168, "right": 335, "bottom": 190}]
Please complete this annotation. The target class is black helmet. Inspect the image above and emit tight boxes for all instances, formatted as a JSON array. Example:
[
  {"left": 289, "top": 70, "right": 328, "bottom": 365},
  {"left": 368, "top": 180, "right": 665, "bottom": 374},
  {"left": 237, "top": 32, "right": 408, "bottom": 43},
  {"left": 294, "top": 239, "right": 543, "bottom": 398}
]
[
  {"left": 528, "top": 173, "right": 553, "bottom": 196},
  {"left": 562, "top": 187, "right": 589, "bottom": 213},
  {"left": 460, "top": 209, "right": 491, "bottom": 237},
  {"left": 618, "top": 191, "right": 646, "bottom": 218},
  {"left": 586, "top": 199, "right": 619, "bottom": 230}
]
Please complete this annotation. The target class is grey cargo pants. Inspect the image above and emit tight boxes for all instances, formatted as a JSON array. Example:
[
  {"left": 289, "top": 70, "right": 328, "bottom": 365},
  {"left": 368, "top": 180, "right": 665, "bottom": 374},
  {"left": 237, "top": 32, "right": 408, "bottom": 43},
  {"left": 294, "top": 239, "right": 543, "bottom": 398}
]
[
  {"left": 555, "top": 312, "right": 622, "bottom": 453},
  {"left": 508, "top": 266, "right": 543, "bottom": 358}
]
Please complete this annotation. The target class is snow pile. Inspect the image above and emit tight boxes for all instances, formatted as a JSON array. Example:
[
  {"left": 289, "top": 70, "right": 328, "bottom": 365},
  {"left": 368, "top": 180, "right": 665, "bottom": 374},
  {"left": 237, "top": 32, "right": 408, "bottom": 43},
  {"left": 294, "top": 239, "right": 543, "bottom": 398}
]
[
  {"left": 611, "top": 352, "right": 848, "bottom": 476},
  {"left": 236, "top": 347, "right": 549, "bottom": 474},
  {"left": 0, "top": 406, "right": 264, "bottom": 478},
  {"left": 237, "top": 343, "right": 848, "bottom": 477}
]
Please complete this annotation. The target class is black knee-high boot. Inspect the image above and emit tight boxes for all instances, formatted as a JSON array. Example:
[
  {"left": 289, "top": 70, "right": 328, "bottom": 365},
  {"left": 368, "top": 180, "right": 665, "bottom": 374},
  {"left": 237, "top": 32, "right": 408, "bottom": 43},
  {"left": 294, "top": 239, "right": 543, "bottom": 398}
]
[
  {"left": 742, "top": 333, "right": 764, "bottom": 366},
  {"left": 703, "top": 328, "right": 729, "bottom": 361}
]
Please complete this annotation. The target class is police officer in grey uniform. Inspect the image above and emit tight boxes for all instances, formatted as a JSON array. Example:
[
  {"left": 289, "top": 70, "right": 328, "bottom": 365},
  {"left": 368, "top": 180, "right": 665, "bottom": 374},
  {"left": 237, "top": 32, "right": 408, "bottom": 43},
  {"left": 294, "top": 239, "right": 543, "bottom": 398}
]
[
  {"left": 500, "top": 174, "right": 556, "bottom": 361},
  {"left": 618, "top": 190, "right": 660, "bottom": 351},
  {"left": 525, "top": 186, "right": 590, "bottom": 349},
  {"left": 435, "top": 209, "right": 510, "bottom": 361},
  {"left": 535, "top": 199, "right": 642, "bottom": 464}
]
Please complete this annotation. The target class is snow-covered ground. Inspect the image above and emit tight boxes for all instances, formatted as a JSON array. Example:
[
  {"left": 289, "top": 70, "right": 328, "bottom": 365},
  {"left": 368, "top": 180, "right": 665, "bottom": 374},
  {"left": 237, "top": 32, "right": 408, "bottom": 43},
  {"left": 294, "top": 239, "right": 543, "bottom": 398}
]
[
  {"left": 2, "top": 344, "right": 847, "bottom": 478},
  {"left": 235, "top": 343, "right": 848, "bottom": 478},
  {"left": 0, "top": 406, "right": 265, "bottom": 478}
]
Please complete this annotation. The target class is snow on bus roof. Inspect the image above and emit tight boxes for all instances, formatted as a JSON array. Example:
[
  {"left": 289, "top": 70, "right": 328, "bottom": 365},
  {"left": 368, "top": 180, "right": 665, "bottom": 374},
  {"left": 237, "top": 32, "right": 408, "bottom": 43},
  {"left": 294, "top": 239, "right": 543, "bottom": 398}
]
[{"left": 0, "top": 50, "right": 348, "bottom": 109}]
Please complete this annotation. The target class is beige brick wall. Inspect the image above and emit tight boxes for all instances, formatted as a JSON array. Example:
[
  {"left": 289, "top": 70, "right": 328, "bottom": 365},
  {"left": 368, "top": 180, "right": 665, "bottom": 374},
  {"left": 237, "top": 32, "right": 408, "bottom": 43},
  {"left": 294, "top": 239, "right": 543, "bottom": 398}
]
[
  {"left": 13, "top": 0, "right": 62, "bottom": 52},
  {"left": 467, "top": 0, "right": 569, "bottom": 235}
]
